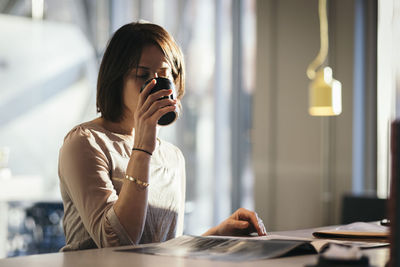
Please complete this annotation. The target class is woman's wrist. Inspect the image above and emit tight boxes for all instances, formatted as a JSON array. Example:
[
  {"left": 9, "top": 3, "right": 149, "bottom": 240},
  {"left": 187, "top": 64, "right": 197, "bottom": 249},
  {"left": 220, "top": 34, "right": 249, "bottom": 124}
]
[
  {"left": 132, "top": 147, "right": 152, "bottom": 156},
  {"left": 126, "top": 151, "right": 151, "bottom": 183},
  {"left": 130, "top": 150, "right": 151, "bottom": 161}
]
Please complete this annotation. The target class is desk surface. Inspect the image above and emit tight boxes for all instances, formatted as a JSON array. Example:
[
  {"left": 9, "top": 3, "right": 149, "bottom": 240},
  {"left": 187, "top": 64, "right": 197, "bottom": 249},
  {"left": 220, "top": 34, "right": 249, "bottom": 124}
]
[{"left": 0, "top": 227, "right": 390, "bottom": 267}]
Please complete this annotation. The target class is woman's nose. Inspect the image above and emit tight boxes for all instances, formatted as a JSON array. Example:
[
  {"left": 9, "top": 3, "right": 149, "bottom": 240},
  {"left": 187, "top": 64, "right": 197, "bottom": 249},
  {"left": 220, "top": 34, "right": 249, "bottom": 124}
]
[{"left": 148, "top": 72, "right": 158, "bottom": 80}]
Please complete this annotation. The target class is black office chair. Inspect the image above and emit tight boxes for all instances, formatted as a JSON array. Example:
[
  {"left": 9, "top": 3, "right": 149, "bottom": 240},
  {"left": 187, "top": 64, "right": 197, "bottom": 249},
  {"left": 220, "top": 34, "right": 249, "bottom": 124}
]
[{"left": 341, "top": 194, "right": 387, "bottom": 224}]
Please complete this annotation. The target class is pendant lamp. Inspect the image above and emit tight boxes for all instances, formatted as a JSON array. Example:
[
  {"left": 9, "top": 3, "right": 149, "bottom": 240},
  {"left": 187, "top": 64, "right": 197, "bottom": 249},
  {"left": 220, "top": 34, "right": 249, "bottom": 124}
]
[{"left": 307, "top": 0, "right": 342, "bottom": 116}]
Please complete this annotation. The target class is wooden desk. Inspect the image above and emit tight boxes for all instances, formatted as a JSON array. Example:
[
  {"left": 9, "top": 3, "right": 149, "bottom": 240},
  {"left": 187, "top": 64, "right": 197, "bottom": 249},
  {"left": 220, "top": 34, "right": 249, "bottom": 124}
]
[{"left": 0, "top": 227, "right": 390, "bottom": 267}]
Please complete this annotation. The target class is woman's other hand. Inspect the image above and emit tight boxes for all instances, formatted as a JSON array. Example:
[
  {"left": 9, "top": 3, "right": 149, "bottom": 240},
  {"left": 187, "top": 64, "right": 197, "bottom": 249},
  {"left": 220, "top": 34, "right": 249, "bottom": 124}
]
[{"left": 202, "top": 208, "right": 267, "bottom": 236}]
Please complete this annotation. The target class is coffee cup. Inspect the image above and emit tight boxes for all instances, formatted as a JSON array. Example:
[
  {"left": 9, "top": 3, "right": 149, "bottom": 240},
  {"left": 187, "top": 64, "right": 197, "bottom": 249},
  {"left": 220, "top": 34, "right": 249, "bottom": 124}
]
[{"left": 140, "top": 77, "right": 178, "bottom": 126}]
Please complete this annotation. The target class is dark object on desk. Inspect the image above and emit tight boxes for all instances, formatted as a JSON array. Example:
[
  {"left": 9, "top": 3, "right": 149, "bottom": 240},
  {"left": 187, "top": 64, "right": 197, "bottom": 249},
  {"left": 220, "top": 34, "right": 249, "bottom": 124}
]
[
  {"left": 389, "top": 119, "right": 400, "bottom": 267},
  {"left": 306, "top": 255, "right": 371, "bottom": 267},
  {"left": 380, "top": 219, "right": 390, "bottom": 226},
  {"left": 341, "top": 194, "right": 387, "bottom": 224}
]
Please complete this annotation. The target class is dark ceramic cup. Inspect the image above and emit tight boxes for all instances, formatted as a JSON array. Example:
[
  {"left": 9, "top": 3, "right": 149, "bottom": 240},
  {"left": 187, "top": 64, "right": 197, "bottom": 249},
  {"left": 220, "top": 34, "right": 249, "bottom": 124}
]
[{"left": 140, "top": 77, "right": 177, "bottom": 126}]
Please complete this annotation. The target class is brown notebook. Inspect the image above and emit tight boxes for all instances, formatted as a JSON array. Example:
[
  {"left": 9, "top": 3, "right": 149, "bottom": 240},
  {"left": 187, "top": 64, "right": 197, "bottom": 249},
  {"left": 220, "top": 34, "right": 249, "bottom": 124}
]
[{"left": 313, "top": 222, "right": 389, "bottom": 242}]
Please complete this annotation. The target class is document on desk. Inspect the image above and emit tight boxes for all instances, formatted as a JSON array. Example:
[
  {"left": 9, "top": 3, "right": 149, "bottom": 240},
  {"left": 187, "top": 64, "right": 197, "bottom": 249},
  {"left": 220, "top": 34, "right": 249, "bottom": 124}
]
[
  {"left": 312, "top": 222, "right": 389, "bottom": 241},
  {"left": 117, "top": 231, "right": 389, "bottom": 261},
  {"left": 117, "top": 235, "right": 318, "bottom": 261}
]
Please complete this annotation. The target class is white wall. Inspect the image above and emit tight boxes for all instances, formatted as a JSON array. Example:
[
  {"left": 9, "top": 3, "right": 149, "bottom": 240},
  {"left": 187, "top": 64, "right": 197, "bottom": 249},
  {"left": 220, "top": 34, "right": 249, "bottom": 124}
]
[{"left": 253, "top": 0, "right": 355, "bottom": 231}]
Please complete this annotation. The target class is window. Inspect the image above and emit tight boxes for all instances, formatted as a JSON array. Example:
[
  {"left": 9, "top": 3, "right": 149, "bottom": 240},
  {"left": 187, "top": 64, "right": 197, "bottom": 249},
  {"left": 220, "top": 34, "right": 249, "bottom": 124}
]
[{"left": 0, "top": 0, "right": 256, "bottom": 236}]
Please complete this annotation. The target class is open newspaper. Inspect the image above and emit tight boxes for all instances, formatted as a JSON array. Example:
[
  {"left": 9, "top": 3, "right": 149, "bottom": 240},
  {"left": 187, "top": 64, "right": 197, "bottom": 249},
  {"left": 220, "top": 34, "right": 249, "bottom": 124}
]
[{"left": 117, "top": 228, "right": 388, "bottom": 261}]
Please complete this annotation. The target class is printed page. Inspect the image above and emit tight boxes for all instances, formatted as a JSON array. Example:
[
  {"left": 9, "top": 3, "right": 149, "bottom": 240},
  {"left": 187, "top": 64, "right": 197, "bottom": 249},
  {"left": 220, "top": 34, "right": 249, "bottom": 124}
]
[{"left": 116, "top": 235, "right": 317, "bottom": 261}]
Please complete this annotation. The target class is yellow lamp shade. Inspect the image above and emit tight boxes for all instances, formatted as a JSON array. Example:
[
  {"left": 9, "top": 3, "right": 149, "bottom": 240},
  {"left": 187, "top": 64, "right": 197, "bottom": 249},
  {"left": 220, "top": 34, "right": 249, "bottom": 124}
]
[{"left": 309, "top": 67, "right": 342, "bottom": 116}]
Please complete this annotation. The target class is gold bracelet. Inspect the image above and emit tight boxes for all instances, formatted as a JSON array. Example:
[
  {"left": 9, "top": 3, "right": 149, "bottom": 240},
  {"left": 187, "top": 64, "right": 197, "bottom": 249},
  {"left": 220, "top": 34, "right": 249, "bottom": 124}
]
[{"left": 125, "top": 175, "right": 149, "bottom": 188}]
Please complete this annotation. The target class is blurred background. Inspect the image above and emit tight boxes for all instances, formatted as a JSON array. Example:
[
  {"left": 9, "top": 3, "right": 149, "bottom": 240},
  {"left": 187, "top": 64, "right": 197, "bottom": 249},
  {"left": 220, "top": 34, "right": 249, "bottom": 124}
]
[{"left": 0, "top": 0, "right": 399, "bottom": 259}]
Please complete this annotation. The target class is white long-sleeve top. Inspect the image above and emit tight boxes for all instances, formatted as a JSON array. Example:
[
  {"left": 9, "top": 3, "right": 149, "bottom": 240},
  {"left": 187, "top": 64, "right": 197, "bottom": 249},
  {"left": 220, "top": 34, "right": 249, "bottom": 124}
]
[{"left": 58, "top": 120, "right": 186, "bottom": 251}]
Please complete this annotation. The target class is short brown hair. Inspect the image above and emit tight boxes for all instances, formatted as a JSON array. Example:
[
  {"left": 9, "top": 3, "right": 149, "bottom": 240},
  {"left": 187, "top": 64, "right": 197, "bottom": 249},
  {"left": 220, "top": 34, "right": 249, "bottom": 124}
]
[{"left": 96, "top": 22, "right": 185, "bottom": 122}]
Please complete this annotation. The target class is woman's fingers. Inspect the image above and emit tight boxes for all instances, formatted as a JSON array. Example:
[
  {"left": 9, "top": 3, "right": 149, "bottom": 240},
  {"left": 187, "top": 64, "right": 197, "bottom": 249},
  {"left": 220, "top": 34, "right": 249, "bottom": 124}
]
[
  {"left": 234, "top": 220, "right": 249, "bottom": 229},
  {"left": 147, "top": 103, "right": 176, "bottom": 125},
  {"left": 141, "top": 98, "right": 176, "bottom": 121},
  {"left": 138, "top": 79, "right": 157, "bottom": 107},
  {"left": 222, "top": 219, "right": 251, "bottom": 236},
  {"left": 235, "top": 208, "right": 267, "bottom": 236},
  {"left": 133, "top": 80, "right": 174, "bottom": 154},
  {"left": 139, "top": 89, "right": 173, "bottom": 114},
  {"left": 136, "top": 79, "right": 177, "bottom": 127},
  {"left": 257, "top": 215, "right": 267, "bottom": 236}
]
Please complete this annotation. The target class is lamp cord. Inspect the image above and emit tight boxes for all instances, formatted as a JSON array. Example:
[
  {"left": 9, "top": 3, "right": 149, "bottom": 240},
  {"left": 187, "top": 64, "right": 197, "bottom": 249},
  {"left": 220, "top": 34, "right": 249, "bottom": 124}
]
[{"left": 306, "top": 0, "right": 329, "bottom": 80}]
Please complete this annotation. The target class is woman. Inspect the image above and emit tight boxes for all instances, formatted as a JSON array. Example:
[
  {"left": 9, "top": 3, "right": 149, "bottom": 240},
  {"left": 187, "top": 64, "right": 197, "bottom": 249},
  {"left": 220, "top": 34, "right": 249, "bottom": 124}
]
[{"left": 58, "top": 22, "right": 266, "bottom": 251}]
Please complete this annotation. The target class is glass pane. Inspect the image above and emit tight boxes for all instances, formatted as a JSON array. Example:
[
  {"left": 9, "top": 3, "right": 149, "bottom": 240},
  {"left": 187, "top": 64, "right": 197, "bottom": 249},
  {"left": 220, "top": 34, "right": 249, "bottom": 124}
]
[{"left": 0, "top": 0, "right": 256, "bottom": 238}]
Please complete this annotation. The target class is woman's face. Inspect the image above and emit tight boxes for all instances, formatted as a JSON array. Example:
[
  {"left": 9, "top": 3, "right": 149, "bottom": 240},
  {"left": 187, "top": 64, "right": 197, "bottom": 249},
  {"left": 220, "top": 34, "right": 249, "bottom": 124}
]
[{"left": 123, "top": 44, "right": 173, "bottom": 122}]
